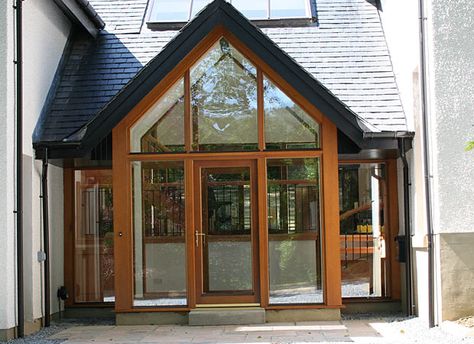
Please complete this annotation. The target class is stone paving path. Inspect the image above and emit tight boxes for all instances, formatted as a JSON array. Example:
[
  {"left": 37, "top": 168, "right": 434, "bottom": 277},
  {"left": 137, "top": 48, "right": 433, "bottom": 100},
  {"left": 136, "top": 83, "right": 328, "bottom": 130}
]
[{"left": 41, "top": 319, "right": 474, "bottom": 344}]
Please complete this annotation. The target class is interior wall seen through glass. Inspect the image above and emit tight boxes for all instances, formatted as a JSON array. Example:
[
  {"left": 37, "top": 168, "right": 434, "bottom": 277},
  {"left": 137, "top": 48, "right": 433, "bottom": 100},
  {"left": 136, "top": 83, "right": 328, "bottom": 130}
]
[
  {"left": 132, "top": 161, "right": 187, "bottom": 307},
  {"left": 74, "top": 170, "right": 114, "bottom": 303},
  {"left": 267, "top": 158, "right": 322, "bottom": 304},
  {"left": 191, "top": 38, "right": 258, "bottom": 151},
  {"left": 339, "top": 163, "right": 388, "bottom": 298}
]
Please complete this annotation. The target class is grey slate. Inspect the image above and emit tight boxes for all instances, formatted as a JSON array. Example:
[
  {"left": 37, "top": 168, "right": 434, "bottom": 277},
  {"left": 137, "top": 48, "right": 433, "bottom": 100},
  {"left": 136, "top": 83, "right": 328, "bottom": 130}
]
[{"left": 35, "top": 0, "right": 407, "bottom": 143}]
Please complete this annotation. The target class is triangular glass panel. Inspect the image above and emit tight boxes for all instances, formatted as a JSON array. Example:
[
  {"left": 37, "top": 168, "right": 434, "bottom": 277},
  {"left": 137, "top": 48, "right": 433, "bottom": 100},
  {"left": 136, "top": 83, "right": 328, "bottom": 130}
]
[
  {"left": 191, "top": 38, "right": 258, "bottom": 151},
  {"left": 130, "top": 78, "right": 185, "bottom": 153},
  {"left": 264, "top": 76, "right": 320, "bottom": 150}
]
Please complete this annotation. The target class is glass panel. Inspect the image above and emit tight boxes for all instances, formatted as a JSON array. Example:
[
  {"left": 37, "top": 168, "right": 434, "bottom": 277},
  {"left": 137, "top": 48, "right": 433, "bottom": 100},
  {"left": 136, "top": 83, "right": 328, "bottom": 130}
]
[
  {"left": 149, "top": 0, "right": 191, "bottom": 22},
  {"left": 231, "top": 0, "right": 268, "bottom": 19},
  {"left": 74, "top": 170, "right": 114, "bottom": 303},
  {"left": 132, "top": 161, "right": 187, "bottom": 307},
  {"left": 270, "top": 0, "right": 308, "bottom": 18},
  {"left": 191, "top": 0, "right": 212, "bottom": 17},
  {"left": 130, "top": 79, "right": 185, "bottom": 153},
  {"left": 191, "top": 38, "right": 258, "bottom": 151},
  {"left": 339, "top": 164, "right": 387, "bottom": 298},
  {"left": 267, "top": 158, "right": 322, "bottom": 304},
  {"left": 201, "top": 167, "right": 253, "bottom": 292},
  {"left": 264, "top": 76, "right": 320, "bottom": 150}
]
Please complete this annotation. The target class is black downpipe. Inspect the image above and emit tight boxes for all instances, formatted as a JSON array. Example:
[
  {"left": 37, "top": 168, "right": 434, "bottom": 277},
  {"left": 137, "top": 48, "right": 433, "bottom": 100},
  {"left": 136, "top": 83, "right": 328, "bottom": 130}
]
[
  {"left": 14, "top": 0, "right": 24, "bottom": 338},
  {"left": 42, "top": 148, "right": 50, "bottom": 327},
  {"left": 399, "top": 138, "right": 414, "bottom": 316},
  {"left": 419, "top": 0, "right": 436, "bottom": 328}
]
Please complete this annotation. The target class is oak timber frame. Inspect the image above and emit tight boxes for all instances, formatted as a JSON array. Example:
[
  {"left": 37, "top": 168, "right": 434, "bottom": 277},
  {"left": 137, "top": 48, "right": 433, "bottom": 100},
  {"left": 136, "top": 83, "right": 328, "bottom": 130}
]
[{"left": 109, "top": 26, "right": 385, "bottom": 314}]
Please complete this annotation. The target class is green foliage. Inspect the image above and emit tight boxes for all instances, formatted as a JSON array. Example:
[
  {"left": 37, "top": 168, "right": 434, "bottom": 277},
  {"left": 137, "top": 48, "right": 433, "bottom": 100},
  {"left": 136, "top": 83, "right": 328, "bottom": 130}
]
[{"left": 466, "top": 141, "right": 474, "bottom": 151}]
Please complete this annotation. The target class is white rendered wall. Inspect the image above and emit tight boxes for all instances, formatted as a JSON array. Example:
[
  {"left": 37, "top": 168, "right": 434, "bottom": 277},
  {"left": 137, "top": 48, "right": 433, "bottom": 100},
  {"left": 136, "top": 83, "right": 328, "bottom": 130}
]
[
  {"left": 21, "top": 0, "right": 71, "bottom": 324},
  {"left": 378, "top": 0, "right": 419, "bottom": 131},
  {"left": 0, "top": 0, "right": 18, "bottom": 332},
  {"left": 428, "top": 0, "right": 474, "bottom": 235},
  {"left": 0, "top": 0, "right": 70, "bottom": 331}
]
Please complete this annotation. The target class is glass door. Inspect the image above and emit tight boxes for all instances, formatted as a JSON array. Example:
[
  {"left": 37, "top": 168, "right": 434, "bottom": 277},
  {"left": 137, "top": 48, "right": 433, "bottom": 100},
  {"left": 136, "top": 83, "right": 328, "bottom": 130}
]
[{"left": 194, "top": 160, "right": 259, "bottom": 304}]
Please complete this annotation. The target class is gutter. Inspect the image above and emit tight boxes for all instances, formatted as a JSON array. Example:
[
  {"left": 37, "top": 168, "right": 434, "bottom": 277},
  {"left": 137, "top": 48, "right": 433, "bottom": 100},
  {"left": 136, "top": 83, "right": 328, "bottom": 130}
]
[
  {"left": 41, "top": 149, "right": 50, "bottom": 327},
  {"left": 14, "top": 0, "right": 24, "bottom": 337},
  {"left": 399, "top": 137, "right": 414, "bottom": 316},
  {"left": 363, "top": 131, "right": 415, "bottom": 139},
  {"left": 419, "top": 0, "right": 436, "bottom": 328}
]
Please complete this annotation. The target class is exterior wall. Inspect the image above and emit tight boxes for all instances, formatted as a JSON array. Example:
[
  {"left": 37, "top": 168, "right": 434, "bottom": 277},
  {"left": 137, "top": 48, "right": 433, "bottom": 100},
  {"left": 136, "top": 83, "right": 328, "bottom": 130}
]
[
  {"left": 0, "top": 0, "right": 71, "bottom": 336},
  {"left": 382, "top": 0, "right": 474, "bottom": 323},
  {"left": 22, "top": 0, "right": 70, "bottom": 326},
  {"left": 427, "top": 0, "right": 474, "bottom": 322},
  {"left": 0, "top": 0, "right": 18, "bottom": 337}
]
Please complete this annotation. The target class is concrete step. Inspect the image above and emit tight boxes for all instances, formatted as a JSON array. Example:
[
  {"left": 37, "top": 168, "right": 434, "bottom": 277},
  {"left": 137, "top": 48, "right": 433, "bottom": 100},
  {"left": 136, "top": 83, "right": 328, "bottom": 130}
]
[{"left": 188, "top": 307, "right": 265, "bottom": 326}]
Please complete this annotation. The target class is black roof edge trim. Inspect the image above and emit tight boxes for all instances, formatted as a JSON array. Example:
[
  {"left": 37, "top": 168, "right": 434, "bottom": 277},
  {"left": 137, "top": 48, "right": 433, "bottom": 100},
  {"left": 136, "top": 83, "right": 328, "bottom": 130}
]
[
  {"left": 75, "top": 0, "right": 105, "bottom": 29},
  {"left": 72, "top": 0, "right": 368, "bottom": 153},
  {"left": 53, "top": 0, "right": 105, "bottom": 37}
]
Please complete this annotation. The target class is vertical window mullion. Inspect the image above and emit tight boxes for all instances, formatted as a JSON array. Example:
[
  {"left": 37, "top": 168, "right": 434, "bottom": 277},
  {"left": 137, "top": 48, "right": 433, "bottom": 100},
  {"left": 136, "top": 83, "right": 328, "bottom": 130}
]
[
  {"left": 257, "top": 69, "right": 265, "bottom": 151},
  {"left": 184, "top": 70, "right": 191, "bottom": 152},
  {"left": 267, "top": 0, "right": 271, "bottom": 19}
]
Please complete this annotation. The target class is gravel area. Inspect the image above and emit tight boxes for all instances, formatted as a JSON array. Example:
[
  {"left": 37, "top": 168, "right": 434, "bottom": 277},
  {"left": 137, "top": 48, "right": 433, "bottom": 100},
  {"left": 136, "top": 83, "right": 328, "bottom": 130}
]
[{"left": 2, "top": 318, "right": 114, "bottom": 344}]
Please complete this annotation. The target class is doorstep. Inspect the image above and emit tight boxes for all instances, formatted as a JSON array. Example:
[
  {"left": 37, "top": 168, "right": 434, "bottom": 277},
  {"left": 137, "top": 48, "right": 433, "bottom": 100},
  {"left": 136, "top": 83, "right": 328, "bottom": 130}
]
[{"left": 189, "top": 307, "right": 265, "bottom": 326}]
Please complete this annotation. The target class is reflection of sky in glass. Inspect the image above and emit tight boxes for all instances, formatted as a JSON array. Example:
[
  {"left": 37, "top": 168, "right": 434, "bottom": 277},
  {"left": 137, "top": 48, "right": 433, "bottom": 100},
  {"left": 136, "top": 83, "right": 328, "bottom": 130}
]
[
  {"left": 150, "top": 0, "right": 190, "bottom": 22},
  {"left": 151, "top": 0, "right": 310, "bottom": 22},
  {"left": 232, "top": 0, "right": 268, "bottom": 18},
  {"left": 270, "top": 0, "right": 307, "bottom": 18},
  {"left": 191, "top": 0, "right": 213, "bottom": 17}
]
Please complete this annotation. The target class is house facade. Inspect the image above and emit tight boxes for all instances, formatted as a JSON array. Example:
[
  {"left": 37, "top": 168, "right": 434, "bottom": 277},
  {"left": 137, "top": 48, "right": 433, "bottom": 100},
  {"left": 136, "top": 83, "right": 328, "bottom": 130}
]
[{"left": 1, "top": 0, "right": 472, "bottom": 340}]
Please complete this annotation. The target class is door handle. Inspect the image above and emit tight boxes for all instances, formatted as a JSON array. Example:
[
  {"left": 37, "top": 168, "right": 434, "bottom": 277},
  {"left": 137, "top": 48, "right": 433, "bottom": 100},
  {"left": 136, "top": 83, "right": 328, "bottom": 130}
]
[{"left": 195, "top": 230, "right": 206, "bottom": 247}]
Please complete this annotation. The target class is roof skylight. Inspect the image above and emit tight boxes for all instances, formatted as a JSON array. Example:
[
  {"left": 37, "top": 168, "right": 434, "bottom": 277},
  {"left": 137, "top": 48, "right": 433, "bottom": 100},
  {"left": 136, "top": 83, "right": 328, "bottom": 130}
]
[{"left": 148, "top": 0, "right": 315, "bottom": 27}]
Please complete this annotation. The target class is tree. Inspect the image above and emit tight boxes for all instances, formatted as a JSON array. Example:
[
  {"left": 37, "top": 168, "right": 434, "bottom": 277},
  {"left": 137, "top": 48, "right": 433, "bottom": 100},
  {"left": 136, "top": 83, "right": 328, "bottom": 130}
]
[{"left": 466, "top": 141, "right": 474, "bottom": 151}]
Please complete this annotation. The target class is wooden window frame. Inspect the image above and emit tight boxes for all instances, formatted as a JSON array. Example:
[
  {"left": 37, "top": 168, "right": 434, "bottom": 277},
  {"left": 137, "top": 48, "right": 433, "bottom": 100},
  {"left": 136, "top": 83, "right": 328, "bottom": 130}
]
[{"left": 112, "top": 26, "right": 341, "bottom": 313}]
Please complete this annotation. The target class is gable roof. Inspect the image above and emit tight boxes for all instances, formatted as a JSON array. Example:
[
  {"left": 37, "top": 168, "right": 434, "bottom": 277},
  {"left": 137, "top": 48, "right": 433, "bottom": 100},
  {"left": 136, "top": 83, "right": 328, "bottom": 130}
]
[{"left": 34, "top": 0, "right": 410, "bottom": 158}]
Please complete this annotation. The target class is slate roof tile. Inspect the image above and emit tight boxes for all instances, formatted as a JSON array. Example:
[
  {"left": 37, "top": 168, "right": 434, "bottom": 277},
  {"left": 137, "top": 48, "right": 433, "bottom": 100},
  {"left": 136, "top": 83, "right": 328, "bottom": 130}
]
[{"left": 36, "top": 0, "right": 407, "bottom": 142}]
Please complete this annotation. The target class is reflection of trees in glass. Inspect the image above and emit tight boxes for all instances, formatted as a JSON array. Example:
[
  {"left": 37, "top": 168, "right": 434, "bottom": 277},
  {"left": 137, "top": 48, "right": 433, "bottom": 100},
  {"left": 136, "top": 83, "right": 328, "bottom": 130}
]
[
  {"left": 264, "top": 78, "right": 320, "bottom": 150},
  {"left": 191, "top": 38, "right": 258, "bottom": 151}
]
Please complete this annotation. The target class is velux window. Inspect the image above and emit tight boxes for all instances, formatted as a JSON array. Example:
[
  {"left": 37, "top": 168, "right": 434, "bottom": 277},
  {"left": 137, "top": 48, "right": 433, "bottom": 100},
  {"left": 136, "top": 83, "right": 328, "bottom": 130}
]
[{"left": 148, "top": 0, "right": 314, "bottom": 27}]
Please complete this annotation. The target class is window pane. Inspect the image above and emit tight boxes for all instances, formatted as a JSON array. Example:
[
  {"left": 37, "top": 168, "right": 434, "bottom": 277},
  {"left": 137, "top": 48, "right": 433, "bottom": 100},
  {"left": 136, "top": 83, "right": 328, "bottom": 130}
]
[
  {"left": 191, "top": 38, "right": 258, "bottom": 151},
  {"left": 149, "top": 0, "right": 190, "bottom": 22},
  {"left": 339, "top": 164, "right": 387, "bottom": 298},
  {"left": 191, "top": 0, "right": 212, "bottom": 17},
  {"left": 270, "top": 0, "right": 307, "bottom": 18},
  {"left": 231, "top": 0, "right": 268, "bottom": 19},
  {"left": 264, "top": 77, "right": 320, "bottom": 150},
  {"left": 130, "top": 78, "right": 185, "bottom": 153},
  {"left": 267, "top": 158, "right": 322, "bottom": 304},
  {"left": 132, "top": 161, "right": 187, "bottom": 307},
  {"left": 74, "top": 170, "right": 114, "bottom": 303},
  {"left": 202, "top": 168, "right": 253, "bottom": 292}
]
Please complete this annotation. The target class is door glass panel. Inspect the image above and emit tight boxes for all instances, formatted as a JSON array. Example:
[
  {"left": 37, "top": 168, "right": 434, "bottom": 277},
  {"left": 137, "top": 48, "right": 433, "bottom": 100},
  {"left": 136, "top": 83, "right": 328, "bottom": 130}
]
[
  {"left": 267, "top": 158, "right": 323, "bottom": 304},
  {"left": 74, "top": 170, "right": 114, "bottom": 303},
  {"left": 339, "top": 163, "right": 387, "bottom": 298},
  {"left": 130, "top": 78, "right": 185, "bottom": 153},
  {"left": 132, "top": 161, "right": 187, "bottom": 307},
  {"left": 191, "top": 38, "right": 258, "bottom": 152},
  {"left": 264, "top": 76, "right": 320, "bottom": 150},
  {"left": 201, "top": 167, "right": 253, "bottom": 292}
]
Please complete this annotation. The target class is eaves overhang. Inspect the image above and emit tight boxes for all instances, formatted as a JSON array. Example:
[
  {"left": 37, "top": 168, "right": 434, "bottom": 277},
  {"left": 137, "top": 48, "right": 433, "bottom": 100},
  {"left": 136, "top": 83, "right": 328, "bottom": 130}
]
[{"left": 53, "top": 0, "right": 105, "bottom": 37}]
